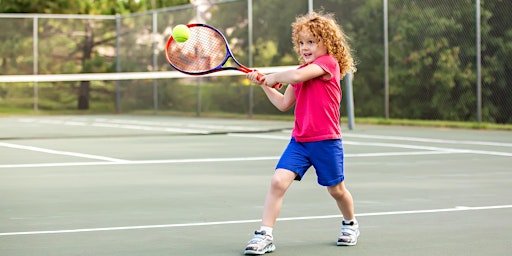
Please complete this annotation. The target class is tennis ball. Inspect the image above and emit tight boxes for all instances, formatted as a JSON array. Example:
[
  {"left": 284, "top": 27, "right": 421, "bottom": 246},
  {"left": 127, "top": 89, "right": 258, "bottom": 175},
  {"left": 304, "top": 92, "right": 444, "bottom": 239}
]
[{"left": 172, "top": 24, "right": 190, "bottom": 43}]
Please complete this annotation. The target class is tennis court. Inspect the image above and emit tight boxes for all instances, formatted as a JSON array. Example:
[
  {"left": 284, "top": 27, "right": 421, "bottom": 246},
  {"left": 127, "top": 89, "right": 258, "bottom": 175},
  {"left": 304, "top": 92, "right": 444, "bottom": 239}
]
[{"left": 0, "top": 115, "right": 511, "bottom": 256}]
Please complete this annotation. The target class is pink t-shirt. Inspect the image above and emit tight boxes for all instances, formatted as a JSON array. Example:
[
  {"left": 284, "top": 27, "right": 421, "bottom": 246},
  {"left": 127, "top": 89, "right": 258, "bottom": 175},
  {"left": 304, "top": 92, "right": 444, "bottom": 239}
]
[{"left": 291, "top": 54, "right": 342, "bottom": 142}]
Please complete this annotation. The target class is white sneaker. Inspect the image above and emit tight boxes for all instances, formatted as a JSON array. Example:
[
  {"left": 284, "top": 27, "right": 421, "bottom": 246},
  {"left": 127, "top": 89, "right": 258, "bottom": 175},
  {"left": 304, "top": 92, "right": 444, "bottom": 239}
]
[
  {"left": 337, "top": 220, "right": 360, "bottom": 246},
  {"left": 244, "top": 230, "right": 276, "bottom": 255}
]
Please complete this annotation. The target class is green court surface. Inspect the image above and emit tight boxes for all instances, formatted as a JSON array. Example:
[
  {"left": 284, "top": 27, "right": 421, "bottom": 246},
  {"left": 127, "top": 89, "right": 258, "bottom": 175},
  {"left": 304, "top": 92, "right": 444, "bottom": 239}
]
[{"left": 1, "top": 115, "right": 511, "bottom": 256}]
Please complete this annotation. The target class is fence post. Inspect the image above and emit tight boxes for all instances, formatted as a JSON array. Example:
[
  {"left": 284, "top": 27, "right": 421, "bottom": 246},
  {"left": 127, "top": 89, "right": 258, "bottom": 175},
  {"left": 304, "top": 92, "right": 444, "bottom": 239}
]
[
  {"left": 152, "top": 11, "right": 158, "bottom": 114},
  {"left": 115, "top": 14, "right": 121, "bottom": 113},
  {"left": 33, "top": 16, "right": 38, "bottom": 112},
  {"left": 248, "top": 0, "right": 254, "bottom": 118},
  {"left": 476, "top": 0, "right": 482, "bottom": 122},
  {"left": 344, "top": 73, "right": 355, "bottom": 130},
  {"left": 383, "top": 0, "right": 389, "bottom": 119}
]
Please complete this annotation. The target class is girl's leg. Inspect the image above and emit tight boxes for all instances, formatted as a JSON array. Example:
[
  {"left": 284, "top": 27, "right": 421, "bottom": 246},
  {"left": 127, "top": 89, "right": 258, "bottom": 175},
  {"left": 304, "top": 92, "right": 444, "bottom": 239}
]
[
  {"left": 244, "top": 169, "right": 296, "bottom": 254},
  {"left": 261, "top": 168, "right": 297, "bottom": 227},
  {"left": 327, "top": 181, "right": 354, "bottom": 220},
  {"left": 328, "top": 181, "right": 360, "bottom": 246}
]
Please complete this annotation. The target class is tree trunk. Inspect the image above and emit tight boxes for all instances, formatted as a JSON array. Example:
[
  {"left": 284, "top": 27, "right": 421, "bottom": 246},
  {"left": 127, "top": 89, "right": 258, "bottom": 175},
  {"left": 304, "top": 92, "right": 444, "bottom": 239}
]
[
  {"left": 77, "top": 81, "right": 90, "bottom": 109},
  {"left": 78, "top": 20, "right": 94, "bottom": 110}
]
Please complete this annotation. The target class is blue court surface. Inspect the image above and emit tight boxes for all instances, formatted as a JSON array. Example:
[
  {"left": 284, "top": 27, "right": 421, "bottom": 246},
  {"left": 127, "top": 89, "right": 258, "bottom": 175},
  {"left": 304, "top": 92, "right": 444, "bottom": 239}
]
[{"left": 1, "top": 115, "right": 511, "bottom": 256}]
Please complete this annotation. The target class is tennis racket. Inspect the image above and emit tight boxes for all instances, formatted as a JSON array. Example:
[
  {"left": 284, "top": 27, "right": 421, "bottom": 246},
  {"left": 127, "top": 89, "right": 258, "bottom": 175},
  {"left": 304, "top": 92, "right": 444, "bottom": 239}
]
[{"left": 165, "top": 23, "right": 282, "bottom": 89}]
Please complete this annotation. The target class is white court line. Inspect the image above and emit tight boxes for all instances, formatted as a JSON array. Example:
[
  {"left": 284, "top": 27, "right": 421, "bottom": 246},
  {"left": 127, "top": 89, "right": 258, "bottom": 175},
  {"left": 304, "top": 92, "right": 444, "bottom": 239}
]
[
  {"left": 94, "top": 118, "right": 267, "bottom": 131},
  {"left": 0, "top": 156, "right": 278, "bottom": 169},
  {"left": 228, "top": 133, "right": 512, "bottom": 157},
  {"left": 1, "top": 136, "right": 509, "bottom": 169},
  {"left": 344, "top": 141, "right": 512, "bottom": 156},
  {"left": 0, "top": 151, "right": 458, "bottom": 169},
  {"left": 343, "top": 133, "right": 512, "bottom": 147},
  {"left": 0, "top": 142, "right": 128, "bottom": 162},
  {"left": 279, "top": 130, "right": 512, "bottom": 148},
  {"left": 17, "top": 118, "right": 211, "bottom": 134},
  {"left": 17, "top": 118, "right": 267, "bottom": 134},
  {"left": 1, "top": 204, "right": 510, "bottom": 236},
  {"left": 91, "top": 122, "right": 211, "bottom": 134}
]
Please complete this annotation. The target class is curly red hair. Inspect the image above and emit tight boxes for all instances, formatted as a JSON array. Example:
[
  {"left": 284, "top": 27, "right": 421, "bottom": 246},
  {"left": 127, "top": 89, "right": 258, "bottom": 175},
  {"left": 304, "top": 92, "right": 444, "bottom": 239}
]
[{"left": 292, "top": 12, "right": 356, "bottom": 77}]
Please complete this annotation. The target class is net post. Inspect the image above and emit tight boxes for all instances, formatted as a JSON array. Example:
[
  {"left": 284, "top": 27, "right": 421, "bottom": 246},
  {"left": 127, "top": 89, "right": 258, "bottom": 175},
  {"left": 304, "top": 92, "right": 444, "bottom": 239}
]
[
  {"left": 115, "top": 14, "right": 121, "bottom": 113},
  {"left": 344, "top": 73, "right": 355, "bottom": 130}
]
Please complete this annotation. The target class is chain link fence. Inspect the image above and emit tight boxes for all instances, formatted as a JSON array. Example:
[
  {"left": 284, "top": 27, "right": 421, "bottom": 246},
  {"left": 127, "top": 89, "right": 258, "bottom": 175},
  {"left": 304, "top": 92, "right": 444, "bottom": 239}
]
[{"left": 0, "top": 0, "right": 510, "bottom": 124}]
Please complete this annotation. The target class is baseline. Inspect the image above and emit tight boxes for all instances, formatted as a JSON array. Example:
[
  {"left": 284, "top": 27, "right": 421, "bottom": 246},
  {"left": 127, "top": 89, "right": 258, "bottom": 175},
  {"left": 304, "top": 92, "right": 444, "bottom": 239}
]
[{"left": 1, "top": 204, "right": 510, "bottom": 236}]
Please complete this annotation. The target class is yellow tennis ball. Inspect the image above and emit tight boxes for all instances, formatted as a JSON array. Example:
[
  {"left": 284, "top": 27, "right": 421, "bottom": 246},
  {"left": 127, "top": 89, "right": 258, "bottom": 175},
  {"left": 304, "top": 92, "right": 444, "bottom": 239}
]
[{"left": 172, "top": 24, "right": 190, "bottom": 43}]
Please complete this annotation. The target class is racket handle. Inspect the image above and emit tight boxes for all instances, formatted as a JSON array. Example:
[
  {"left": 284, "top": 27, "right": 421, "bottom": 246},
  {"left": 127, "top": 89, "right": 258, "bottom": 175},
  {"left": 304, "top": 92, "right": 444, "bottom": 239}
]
[
  {"left": 272, "top": 83, "right": 283, "bottom": 89},
  {"left": 255, "top": 73, "right": 283, "bottom": 89}
]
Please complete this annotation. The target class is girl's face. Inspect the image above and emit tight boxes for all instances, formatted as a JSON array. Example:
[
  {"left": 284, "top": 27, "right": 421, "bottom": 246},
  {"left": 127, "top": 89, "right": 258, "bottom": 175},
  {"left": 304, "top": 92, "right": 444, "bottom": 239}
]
[{"left": 297, "top": 29, "right": 327, "bottom": 64}]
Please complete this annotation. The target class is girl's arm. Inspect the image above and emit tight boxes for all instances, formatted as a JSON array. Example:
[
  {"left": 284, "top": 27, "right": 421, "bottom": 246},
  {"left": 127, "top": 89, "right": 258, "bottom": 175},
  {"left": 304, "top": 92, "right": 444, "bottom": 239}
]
[
  {"left": 247, "top": 70, "right": 297, "bottom": 112},
  {"left": 259, "top": 83, "right": 295, "bottom": 112},
  {"left": 261, "top": 64, "right": 327, "bottom": 86},
  {"left": 247, "top": 64, "right": 326, "bottom": 112}
]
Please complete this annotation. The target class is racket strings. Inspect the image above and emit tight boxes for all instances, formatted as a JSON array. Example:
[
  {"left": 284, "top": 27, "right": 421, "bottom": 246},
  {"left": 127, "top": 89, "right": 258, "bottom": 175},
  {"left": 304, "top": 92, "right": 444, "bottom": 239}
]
[{"left": 167, "top": 27, "right": 227, "bottom": 73}]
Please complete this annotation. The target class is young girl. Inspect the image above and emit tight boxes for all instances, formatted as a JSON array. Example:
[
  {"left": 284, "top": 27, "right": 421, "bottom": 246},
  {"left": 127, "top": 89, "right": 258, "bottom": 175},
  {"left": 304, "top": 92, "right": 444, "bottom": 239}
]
[{"left": 243, "top": 12, "right": 358, "bottom": 255}]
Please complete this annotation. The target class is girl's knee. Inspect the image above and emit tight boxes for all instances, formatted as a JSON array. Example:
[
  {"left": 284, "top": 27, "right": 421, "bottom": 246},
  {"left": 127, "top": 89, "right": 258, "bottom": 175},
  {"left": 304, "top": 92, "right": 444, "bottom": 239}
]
[
  {"left": 327, "top": 182, "right": 347, "bottom": 197},
  {"left": 269, "top": 170, "right": 295, "bottom": 192},
  {"left": 270, "top": 175, "right": 289, "bottom": 192}
]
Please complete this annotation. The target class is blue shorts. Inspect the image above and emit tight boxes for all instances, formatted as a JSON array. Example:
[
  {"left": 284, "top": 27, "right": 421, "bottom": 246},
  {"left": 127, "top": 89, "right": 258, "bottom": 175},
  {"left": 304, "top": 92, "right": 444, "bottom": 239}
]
[{"left": 276, "top": 138, "right": 345, "bottom": 186}]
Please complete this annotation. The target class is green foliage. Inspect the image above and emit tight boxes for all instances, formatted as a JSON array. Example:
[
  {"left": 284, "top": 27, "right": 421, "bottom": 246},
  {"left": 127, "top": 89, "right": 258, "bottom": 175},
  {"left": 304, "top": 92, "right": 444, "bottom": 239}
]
[
  {"left": 0, "top": 0, "right": 511, "bottom": 123},
  {"left": 0, "top": 0, "right": 188, "bottom": 110},
  {"left": 253, "top": 39, "right": 279, "bottom": 66}
]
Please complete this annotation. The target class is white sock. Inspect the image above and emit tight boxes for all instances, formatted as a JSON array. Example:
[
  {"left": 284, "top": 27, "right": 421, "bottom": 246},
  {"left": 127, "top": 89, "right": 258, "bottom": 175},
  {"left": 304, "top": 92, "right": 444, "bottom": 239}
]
[
  {"left": 259, "top": 226, "right": 273, "bottom": 236},
  {"left": 343, "top": 219, "right": 358, "bottom": 225}
]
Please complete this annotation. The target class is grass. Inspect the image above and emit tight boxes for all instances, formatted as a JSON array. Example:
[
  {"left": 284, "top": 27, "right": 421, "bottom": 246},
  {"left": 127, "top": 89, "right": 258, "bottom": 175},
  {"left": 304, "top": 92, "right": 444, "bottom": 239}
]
[
  {"left": 1, "top": 108, "right": 511, "bottom": 131},
  {"left": 351, "top": 117, "right": 512, "bottom": 131}
]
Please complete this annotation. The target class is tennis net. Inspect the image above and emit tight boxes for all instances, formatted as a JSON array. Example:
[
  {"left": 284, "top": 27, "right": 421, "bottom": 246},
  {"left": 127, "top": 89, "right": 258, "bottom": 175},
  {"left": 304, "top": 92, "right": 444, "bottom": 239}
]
[
  {"left": 0, "top": 66, "right": 354, "bottom": 128},
  {"left": 0, "top": 67, "right": 355, "bottom": 128}
]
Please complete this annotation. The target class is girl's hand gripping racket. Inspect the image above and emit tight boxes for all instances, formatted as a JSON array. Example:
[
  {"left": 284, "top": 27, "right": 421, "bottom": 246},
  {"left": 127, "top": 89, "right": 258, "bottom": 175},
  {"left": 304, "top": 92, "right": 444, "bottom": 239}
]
[{"left": 165, "top": 23, "right": 282, "bottom": 89}]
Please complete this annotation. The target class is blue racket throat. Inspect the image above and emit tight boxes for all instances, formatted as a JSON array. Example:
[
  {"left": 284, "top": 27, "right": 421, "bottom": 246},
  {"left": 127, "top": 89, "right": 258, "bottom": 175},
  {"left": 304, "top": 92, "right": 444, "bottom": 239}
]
[{"left": 165, "top": 23, "right": 282, "bottom": 89}]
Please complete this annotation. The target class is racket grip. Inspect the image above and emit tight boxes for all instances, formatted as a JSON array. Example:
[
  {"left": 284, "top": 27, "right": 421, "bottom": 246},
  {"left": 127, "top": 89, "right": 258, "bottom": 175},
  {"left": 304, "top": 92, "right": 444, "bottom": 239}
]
[
  {"left": 272, "top": 83, "right": 283, "bottom": 89},
  {"left": 255, "top": 73, "right": 283, "bottom": 89}
]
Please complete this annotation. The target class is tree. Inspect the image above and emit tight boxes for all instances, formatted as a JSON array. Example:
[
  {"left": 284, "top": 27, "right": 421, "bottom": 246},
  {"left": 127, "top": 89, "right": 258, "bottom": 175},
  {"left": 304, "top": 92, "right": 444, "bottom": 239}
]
[
  {"left": 481, "top": 0, "right": 512, "bottom": 123},
  {"left": 0, "top": 0, "right": 189, "bottom": 110},
  {"left": 313, "top": 0, "right": 385, "bottom": 117}
]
